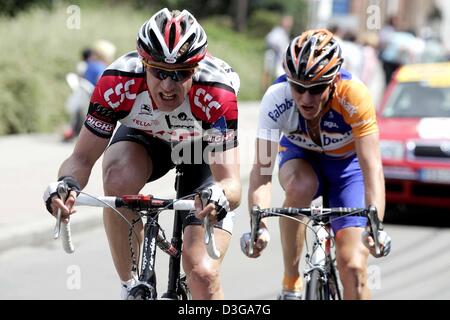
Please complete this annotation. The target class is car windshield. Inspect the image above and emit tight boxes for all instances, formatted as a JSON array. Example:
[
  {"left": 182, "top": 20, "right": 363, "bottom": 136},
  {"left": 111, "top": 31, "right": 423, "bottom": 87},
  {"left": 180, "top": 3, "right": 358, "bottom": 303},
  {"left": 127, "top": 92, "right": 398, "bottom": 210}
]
[{"left": 382, "top": 82, "right": 450, "bottom": 118}]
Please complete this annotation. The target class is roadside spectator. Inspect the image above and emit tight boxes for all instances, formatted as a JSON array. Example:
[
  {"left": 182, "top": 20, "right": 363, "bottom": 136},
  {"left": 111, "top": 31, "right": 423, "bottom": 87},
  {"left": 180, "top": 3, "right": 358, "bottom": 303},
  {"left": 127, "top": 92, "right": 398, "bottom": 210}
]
[
  {"left": 378, "top": 15, "right": 400, "bottom": 53},
  {"left": 359, "top": 32, "right": 385, "bottom": 109},
  {"left": 76, "top": 47, "right": 93, "bottom": 77},
  {"left": 261, "top": 15, "right": 293, "bottom": 92},
  {"left": 84, "top": 39, "right": 117, "bottom": 86},
  {"left": 63, "top": 40, "right": 116, "bottom": 141},
  {"left": 380, "top": 29, "right": 424, "bottom": 85},
  {"left": 340, "top": 30, "right": 363, "bottom": 79},
  {"left": 378, "top": 16, "right": 400, "bottom": 85}
]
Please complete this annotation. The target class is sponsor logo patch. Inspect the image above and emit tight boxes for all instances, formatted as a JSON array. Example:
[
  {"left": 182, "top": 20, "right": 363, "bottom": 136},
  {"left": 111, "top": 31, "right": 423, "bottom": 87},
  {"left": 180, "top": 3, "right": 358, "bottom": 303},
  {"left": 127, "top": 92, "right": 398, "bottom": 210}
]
[
  {"left": 268, "top": 99, "right": 294, "bottom": 122},
  {"left": 103, "top": 79, "right": 136, "bottom": 109},
  {"left": 193, "top": 88, "right": 221, "bottom": 120},
  {"left": 85, "top": 115, "right": 115, "bottom": 134},
  {"left": 138, "top": 104, "right": 153, "bottom": 116}
]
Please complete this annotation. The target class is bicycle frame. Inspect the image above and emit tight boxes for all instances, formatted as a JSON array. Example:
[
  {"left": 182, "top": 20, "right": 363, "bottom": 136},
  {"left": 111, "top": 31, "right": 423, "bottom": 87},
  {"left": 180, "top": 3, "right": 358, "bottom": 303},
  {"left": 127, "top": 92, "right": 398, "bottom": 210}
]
[
  {"left": 53, "top": 166, "right": 220, "bottom": 300},
  {"left": 127, "top": 167, "right": 189, "bottom": 300},
  {"left": 161, "top": 167, "right": 187, "bottom": 300},
  {"left": 248, "top": 205, "right": 383, "bottom": 300},
  {"left": 130, "top": 210, "right": 161, "bottom": 299},
  {"left": 303, "top": 221, "right": 341, "bottom": 300}
]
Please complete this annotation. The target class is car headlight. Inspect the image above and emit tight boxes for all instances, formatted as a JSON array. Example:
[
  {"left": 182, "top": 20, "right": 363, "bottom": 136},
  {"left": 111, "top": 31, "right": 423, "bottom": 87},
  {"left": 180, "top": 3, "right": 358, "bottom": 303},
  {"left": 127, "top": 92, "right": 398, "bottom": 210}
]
[{"left": 380, "top": 140, "right": 404, "bottom": 160}]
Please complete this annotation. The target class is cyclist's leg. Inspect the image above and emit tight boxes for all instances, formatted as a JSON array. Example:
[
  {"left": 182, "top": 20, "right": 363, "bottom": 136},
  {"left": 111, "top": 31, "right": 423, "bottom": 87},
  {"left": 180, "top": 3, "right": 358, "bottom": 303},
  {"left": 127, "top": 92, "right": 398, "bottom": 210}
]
[
  {"left": 277, "top": 137, "right": 321, "bottom": 298},
  {"left": 102, "top": 126, "right": 174, "bottom": 284},
  {"left": 182, "top": 225, "right": 231, "bottom": 299},
  {"left": 177, "top": 162, "right": 233, "bottom": 300},
  {"left": 334, "top": 227, "right": 370, "bottom": 299},
  {"left": 324, "top": 155, "right": 370, "bottom": 300}
]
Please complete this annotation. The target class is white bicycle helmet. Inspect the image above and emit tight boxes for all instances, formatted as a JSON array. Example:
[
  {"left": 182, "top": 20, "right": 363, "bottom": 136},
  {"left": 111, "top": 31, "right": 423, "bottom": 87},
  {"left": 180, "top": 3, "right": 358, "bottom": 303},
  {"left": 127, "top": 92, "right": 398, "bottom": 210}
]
[{"left": 137, "top": 8, "right": 207, "bottom": 65}]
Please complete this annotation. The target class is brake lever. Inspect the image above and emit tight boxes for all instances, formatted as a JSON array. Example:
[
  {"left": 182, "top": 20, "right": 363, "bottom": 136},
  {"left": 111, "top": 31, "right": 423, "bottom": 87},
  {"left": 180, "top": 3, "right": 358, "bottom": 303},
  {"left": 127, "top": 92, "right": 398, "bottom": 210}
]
[
  {"left": 53, "top": 182, "right": 68, "bottom": 239},
  {"left": 367, "top": 205, "right": 382, "bottom": 257},
  {"left": 249, "top": 205, "right": 261, "bottom": 256},
  {"left": 200, "top": 189, "right": 221, "bottom": 260}
]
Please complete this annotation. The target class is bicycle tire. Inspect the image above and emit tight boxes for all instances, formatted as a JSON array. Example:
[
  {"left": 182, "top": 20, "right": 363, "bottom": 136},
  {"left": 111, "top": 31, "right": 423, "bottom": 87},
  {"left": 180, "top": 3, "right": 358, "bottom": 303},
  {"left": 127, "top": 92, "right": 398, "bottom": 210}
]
[
  {"left": 327, "top": 260, "right": 342, "bottom": 300},
  {"left": 305, "top": 269, "right": 327, "bottom": 300},
  {"left": 127, "top": 284, "right": 156, "bottom": 300}
]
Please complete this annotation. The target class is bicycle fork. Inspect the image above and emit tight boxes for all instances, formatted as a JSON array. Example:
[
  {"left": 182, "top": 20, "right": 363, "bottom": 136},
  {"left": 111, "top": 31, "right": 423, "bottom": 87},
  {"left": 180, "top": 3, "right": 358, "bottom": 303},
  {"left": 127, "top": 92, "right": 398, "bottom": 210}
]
[
  {"left": 132, "top": 218, "right": 160, "bottom": 299},
  {"left": 304, "top": 223, "right": 331, "bottom": 298}
]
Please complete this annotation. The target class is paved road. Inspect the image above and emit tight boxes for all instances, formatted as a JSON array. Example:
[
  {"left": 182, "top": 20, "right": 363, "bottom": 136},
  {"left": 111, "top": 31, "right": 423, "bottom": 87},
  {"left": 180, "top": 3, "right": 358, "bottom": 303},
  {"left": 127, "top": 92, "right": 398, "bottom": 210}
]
[
  {"left": 1, "top": 102, "right": 450, "bottom": 299},
  {"left": 2, "top": 179, "right": 450, "bottom": 299}
]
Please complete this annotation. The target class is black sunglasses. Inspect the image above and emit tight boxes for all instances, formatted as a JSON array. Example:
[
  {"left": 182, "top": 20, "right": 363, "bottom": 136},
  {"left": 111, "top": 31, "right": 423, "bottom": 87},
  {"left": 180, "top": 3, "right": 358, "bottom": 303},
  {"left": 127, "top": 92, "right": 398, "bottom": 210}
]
[
  {"left": 148, "top": 66, "right": 196, "bottom": 82},
  {"left": 288, "top": 80, "right": 330, "bottom": 95}
]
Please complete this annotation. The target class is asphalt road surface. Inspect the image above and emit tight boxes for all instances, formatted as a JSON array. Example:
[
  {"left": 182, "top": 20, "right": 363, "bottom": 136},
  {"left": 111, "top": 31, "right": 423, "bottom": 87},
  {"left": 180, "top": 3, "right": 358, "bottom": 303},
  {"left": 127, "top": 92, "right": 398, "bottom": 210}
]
[{"left": 2, "top": 177, "right": 450, "bottom": 300}]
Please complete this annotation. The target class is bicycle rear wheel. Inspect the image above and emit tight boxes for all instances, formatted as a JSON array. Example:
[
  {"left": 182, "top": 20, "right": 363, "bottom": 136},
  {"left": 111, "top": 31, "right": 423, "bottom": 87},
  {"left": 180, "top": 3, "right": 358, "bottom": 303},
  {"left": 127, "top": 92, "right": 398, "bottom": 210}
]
[
  {"left": 305, "top": 269, "right": 327, "bottom": 300},
  {"left": 327, "top": 260, "right": 342, "bottom": 300}
]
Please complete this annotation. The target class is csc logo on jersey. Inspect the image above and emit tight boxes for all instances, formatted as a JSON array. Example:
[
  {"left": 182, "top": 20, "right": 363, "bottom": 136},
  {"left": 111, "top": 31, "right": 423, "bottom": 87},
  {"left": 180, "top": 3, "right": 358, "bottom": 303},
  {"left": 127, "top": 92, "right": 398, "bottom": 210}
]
[
  {"left": 104, "top": 80, "right": 136, "bottom": 109},
  {"left": 193, "top": 88, "right": 221, "bottom": 120}
]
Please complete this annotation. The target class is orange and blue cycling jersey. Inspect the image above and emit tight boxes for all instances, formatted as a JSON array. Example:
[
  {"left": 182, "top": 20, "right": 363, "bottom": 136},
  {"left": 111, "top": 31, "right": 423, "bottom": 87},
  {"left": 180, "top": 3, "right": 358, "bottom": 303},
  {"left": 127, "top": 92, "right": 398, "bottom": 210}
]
[
  {"left": 257, "top": 70, "right": 378, "bottom": 158},
  {"left": 257, "top": 70, "right": 378, "bottom": 233}
]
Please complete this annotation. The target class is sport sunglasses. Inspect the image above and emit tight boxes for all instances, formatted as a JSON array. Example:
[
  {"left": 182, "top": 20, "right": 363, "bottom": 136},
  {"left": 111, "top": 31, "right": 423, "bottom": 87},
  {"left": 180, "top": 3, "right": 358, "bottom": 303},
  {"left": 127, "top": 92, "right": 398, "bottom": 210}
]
[
  {"left": 142, "top": 60, "right": 196, "bottom": 82},
  {"left": 287, "top": 78, "right": 330, "bottom": 95}
]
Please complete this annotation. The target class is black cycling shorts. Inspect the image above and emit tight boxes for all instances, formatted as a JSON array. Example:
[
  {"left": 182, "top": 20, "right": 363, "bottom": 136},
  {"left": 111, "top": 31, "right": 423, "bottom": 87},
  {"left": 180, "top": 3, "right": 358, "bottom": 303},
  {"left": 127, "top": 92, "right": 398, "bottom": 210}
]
[{"left": 108, "top": 125, "right": 235, "bottom": 234}]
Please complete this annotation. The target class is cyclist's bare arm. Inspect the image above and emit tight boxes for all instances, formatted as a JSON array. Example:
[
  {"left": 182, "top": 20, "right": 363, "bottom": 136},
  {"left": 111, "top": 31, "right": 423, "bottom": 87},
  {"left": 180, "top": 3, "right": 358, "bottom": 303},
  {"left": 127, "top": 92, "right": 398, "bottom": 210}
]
[
  {"left": 248, "top": 138, "right": 278, "bottom": 228},
  {"left": 50, "top": 127, "right": 110, "bottom": 216},
  {"left": 355, "top": 132, "right": 386, "bottom": 220},
  {"left": 240, "top": 138, "right": 277, "bottom": 258},
  {"left": 355, "top": 132, "right": 392, "bottom": 257},
  {"left": 195, "top": 146, "right": 242, "bottom": 223},
  {"left": 208, "top": 146, "right": 242, "bottom": 210}
]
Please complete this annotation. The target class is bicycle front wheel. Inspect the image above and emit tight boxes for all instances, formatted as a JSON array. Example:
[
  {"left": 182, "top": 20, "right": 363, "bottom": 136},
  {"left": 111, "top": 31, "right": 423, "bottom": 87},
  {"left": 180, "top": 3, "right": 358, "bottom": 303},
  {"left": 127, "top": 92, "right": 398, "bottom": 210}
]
[
  {"left": 128, "top": 285, "right": 156, "bottom": 300},
  {"left": 305, "top": 269, "right": 327, "bottom": 300}
]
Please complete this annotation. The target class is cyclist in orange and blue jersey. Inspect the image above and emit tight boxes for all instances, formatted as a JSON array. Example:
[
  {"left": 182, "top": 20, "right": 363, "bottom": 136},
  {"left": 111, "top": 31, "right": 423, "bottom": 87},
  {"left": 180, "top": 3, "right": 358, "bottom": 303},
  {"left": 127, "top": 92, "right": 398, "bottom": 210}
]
[{"left": 241, "top": 29, "right": 391, "bottom": 300}]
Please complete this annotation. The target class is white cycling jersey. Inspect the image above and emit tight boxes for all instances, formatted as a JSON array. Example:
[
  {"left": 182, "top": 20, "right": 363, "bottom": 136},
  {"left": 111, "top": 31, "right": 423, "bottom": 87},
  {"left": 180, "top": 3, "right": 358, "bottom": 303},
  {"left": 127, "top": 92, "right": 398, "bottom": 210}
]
[{"left": 257, "top": 72, "right": 378, "bottom": 158}]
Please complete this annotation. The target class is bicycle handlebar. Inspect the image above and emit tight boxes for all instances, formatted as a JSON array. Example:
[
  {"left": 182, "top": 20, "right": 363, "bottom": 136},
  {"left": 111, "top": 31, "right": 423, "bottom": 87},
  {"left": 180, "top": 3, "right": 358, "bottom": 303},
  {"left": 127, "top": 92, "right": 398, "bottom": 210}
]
[
  {"left": 53, "top": 193, "right": 220, "bottom": 260},
  {"left": 248, "top": 205, "right": 383, "bottom": 257}
]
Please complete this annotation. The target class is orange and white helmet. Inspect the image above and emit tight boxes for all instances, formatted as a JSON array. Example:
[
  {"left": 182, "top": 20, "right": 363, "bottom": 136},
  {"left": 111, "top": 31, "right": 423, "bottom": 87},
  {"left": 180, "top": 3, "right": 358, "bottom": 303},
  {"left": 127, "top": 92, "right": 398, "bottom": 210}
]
[
  {"left": 137, "top": 8, "right": 207, "bottom": 65},
  {"left": 284, "top": 29, "right": 343, "bottom": 84}
]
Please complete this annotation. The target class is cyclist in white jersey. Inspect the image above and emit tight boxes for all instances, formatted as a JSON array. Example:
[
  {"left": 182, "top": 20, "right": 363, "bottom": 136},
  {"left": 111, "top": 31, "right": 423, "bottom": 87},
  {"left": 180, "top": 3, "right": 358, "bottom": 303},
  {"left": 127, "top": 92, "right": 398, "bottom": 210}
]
[{"left": 44, "top": 8, "right": 241, "bottom": 300}]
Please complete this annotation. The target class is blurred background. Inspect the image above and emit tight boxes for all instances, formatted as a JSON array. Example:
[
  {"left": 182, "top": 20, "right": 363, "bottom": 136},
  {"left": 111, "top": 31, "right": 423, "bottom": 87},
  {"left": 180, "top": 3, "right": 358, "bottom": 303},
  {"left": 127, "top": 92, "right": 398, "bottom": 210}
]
[
  {"left": 1, "top": 0, "right": 450, "bottom": 300},
  {"left": 0, "top": 0, "right": 449, "bottom": 135}
]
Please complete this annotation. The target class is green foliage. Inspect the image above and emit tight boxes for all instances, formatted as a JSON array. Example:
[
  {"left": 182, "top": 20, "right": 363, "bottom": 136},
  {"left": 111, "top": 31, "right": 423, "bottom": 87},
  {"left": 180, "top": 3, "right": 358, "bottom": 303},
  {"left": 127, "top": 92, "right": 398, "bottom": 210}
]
[
  {"left": 202, "top": 18, "right": 265, "bottom": 101},
  {"left": 0, "top": 3, "right": 265, "bottom": 134},
  {"left": 0, "top": 4, "right": 148, "bottom": 134},
  {"left": 249, "top": 0, "right": 309, "bottom": 34},
  {"left": 0, "top": 0, "right": 54, "bottom": 17},
  {"left": 130, "top": 0, "right": 232, "bottom": 18},
  {"left": 247, "top": 9, "right": 281, "bottom": 37}
]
